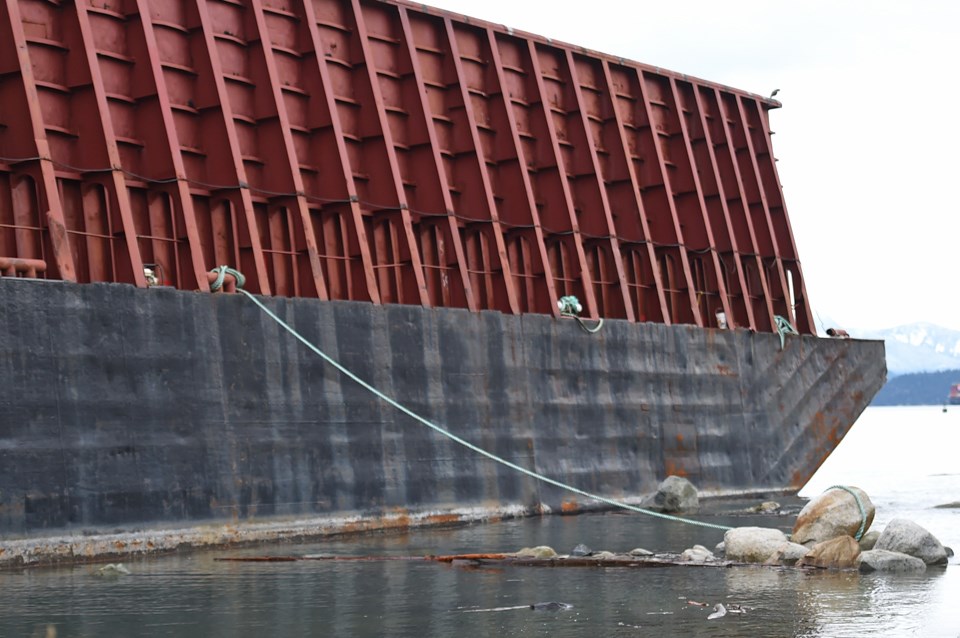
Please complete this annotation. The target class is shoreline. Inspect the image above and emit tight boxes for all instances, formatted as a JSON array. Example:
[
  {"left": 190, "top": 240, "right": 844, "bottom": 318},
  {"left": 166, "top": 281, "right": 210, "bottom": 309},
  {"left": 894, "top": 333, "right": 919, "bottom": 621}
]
[{"left": 0, "top": 490, "right": 796, "bottom": 570}]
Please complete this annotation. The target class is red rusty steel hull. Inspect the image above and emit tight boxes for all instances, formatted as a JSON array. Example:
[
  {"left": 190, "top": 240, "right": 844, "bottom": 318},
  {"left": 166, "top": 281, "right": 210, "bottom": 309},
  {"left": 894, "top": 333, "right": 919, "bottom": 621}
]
[{"left": 0, "top": 0, "right": 812, "bottom": 333}]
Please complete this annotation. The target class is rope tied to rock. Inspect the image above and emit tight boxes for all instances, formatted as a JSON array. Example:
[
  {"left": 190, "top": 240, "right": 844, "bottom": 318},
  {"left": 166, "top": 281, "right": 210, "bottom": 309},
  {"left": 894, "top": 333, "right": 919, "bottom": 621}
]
[
  {"left": 226, "top": 271, "right": 729, "bottom": 532},
  {"left": 825, "top": 485, "right": 868, "bottom": 541}
]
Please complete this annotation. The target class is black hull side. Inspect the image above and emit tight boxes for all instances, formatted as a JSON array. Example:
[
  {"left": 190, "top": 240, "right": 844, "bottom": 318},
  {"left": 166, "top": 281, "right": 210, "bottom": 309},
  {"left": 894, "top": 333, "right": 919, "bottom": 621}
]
[{"left": 0, "top": 279, "right": 886, "bottom": 542}]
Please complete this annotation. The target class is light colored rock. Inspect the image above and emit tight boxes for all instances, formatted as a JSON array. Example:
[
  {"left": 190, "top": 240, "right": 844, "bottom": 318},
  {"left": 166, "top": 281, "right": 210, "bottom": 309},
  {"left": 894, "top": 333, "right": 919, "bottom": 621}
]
[
  {"left": 792, "top": 486, "right": 874, "bottom": 545},
  {"left": 591, "top": 551, "right": 617, "bottom": 560},
  {"left": 95, "top": 563, "right": 131, "bottom": 576},
  {"left": 763, "top": 541, "right": 810, "bottom": 566},
  {"left": 753, "top": 501, "right": 781, "bottom": 513},
  {"left": 783, "top": 542, "right": 811, "bottom": 562},
  {"left": 858, "top": 530, "right": 880, "bottom": 551},
  {"left": 680, "top": 545, "right": 715, "bottom": 562},
  {"left": 516, "top": 546, "right": 557, "bottom": 559},
  {"left": 874, "top": 519, "right": 948, "bottom": 565},
  {"left": 641, "top": 475, "right": 699, "bottom": 513},
  {"left": 797, "top": 535, "right": 861, "bottom": 569},
  {"left": 629, "top": 547, "right": 654, "bottom": 557},
  {"left": 723, "top": 527, "right": 789, "bottom": 563},
  {"left": 858, "top": 549, "right": 926, "bottom": 573},
  {"left": 714, "top": 541, "right": 725, "bottom": 557}
]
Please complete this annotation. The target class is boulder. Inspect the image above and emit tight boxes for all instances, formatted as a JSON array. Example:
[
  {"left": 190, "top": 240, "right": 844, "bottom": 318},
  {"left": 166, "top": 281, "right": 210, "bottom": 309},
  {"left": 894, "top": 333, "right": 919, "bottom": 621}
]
[
  {"left": 858, "top": 549, "right": 926, "bottom": 573},
  {"left": 571, "top": 544, "right": 592, "bottom": 557},
  {"left": 797, "top": 536, "right": 861, "bottom": 569},
  {"left": 680, "top": 545, "right": 715, "bottom": 562},
  {"left": 641, "top": 476, "right": 699, "bottom": 513},
  {"left": 628, "top": 547, "right": 654, "bottom": 557},
  {"left": 753, "top": 501, "right": 781, "bottom": 513},
  {"left": 858, "top": 530, "right": 880, "bottom": 551},
  {"left": 723, "top": 527, "right": 789, "bottom": 563},
  {"left": 516, "top": 546, "right": 557, "bottom": 559},
  {"left": 791, "top": 486, "right": 874, "bottom": 544},
  {"left": 763, "top": 541, "right": 810, "bottom": 566},
  {"left": 874, "top": 519, "right": 948, "bottom": 565}
]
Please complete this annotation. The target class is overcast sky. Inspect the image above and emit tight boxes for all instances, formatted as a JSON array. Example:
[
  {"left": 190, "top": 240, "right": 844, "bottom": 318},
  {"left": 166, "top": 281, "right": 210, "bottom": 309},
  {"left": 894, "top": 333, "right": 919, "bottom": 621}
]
[{"left": 421, "top": 0, "right": 960, "bottom": 332}]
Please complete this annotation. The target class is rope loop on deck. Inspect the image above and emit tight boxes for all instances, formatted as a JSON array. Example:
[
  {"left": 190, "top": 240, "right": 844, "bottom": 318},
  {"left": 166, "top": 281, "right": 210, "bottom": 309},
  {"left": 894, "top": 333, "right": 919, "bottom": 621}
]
[
  {"left": 235, "top": 282, "right": 730, "bottom": 532},
  {"left": 825, "top": 485, "right": 868, "bottom": 541},
  {"left": 209, "top": 265, "right": 246, "bottom": 292},
  {"left": 774, "top": 315, "right": 798, "bottom": 350},
  {"left": 557, "top": 295, "right": 604, "bottom": 334}
]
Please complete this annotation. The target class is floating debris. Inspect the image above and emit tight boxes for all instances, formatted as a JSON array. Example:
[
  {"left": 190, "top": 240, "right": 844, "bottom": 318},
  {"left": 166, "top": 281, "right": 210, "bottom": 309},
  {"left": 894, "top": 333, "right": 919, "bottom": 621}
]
[
  {"left": 707, "top": 603, "right": 727, "bottom": 620},
  {"left": 217, "top": 550, "right": 741, "bottom": 569},
  {"left": 460, "top": 605, "right": 531, "bottom": 614},
  {"left": 686, "top": 600, "right": 709, "bottom": 607},
  {"left": 530, "top": 602, "right": 573, "bottom": 611},
  {"left": 95, "top": 563, "right": 131, "bottom": 577}
]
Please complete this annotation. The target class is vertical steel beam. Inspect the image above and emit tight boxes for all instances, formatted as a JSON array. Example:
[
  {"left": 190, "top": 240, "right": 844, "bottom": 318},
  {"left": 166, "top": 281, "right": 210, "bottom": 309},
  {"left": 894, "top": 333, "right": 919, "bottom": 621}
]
[
  {"left": 565, "top": 51, "right": 635, "bottom": 321},
  {"left": 294, "top": 0, "right": 381, "bottom": 303},
  {"left": 666, "top": 76, "right": 731, "bottom": 327},
  {"left": 689, "top": 85, "right": 756, "bottom": 330},
  {"left": 442, "top": 17, "right": 519, "bottom": 314},
  {"left": 394, "top": 5, "right": 477, "bottom": 310},
  {"left": 349, "top": 0, "right": 429, "bottom": 306},
  {"left": 751, "top": 101, "right": 815, "bottom": 334},
  {"left": 523, "top": 42, "right": 598, "bottom": 319},
  {"left": 486, "top": 28, "right": 559, "bottom": 315},
  {"left": 192, "top": 0, "right": 271, "bottom": 294},
  {"left": 598, "top": 60, "right": 669, "bottom": 323},
  {"left": 715, "top": 89, "right": 775, "bottom": 331},
  {"left": 127, "top": 0, "right": 211, "bottom": 291},
  {"left": 69, "top": 1, "right": 147, "bottom": 287},
  {"left": 734, "top": 95, "right": 792, "bottom": 323},
  {"left": 1, "top": 0, "right": 76, "bottom": 282},
  {"left": 247, "top": 0, "right": 329, "bottom": 299},
  {"left": 636, "top": 69, "right": 702, "bottom": 326}
]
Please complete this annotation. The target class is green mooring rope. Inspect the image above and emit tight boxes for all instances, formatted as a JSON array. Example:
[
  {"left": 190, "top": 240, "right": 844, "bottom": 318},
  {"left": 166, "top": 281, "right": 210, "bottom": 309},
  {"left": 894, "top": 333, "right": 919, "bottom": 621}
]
[
  {"left": 825, "top": 485, "right": 868, "bottom": 541},
  {"left": 557, "top": 295, "right": 604, "bottom": 334},
  {"left": 234, "top": 284, "right": 730, "bottom": 532},
  {"left": 209, "top": 265, "right": 246, "bottom": 292},
  {"left": 774, "top": 315, "right": 798, "bottom": 351}
]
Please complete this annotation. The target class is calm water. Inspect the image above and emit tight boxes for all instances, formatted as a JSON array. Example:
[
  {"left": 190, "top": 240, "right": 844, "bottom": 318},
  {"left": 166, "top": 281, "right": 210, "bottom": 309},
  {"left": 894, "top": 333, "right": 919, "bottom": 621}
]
[{"left": 2, "top": 406, "right": 958, "bottom": 637}]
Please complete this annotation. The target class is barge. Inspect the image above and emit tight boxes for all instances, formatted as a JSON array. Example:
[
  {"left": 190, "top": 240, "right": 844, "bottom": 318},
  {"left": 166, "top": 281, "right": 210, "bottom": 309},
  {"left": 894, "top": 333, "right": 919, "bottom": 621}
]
[{"left": 0, "top": 0, "right": 885, "bottom": 563}]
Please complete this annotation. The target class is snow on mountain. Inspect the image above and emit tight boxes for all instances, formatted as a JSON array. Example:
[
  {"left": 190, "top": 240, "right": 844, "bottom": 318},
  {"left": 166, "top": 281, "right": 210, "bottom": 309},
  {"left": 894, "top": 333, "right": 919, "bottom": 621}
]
[{"left": 854, "top": 323, "right": 960, "bottom": 376}]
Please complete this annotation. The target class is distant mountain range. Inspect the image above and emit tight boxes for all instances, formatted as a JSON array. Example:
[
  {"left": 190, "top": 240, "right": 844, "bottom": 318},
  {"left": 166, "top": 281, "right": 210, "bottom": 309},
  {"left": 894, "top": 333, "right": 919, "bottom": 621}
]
[
  {"left": 852, "top": 323, "right": 960, "bottom": 377},
  {"left": 871, "top": 369, "right": 959, "bottom": 406}
]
